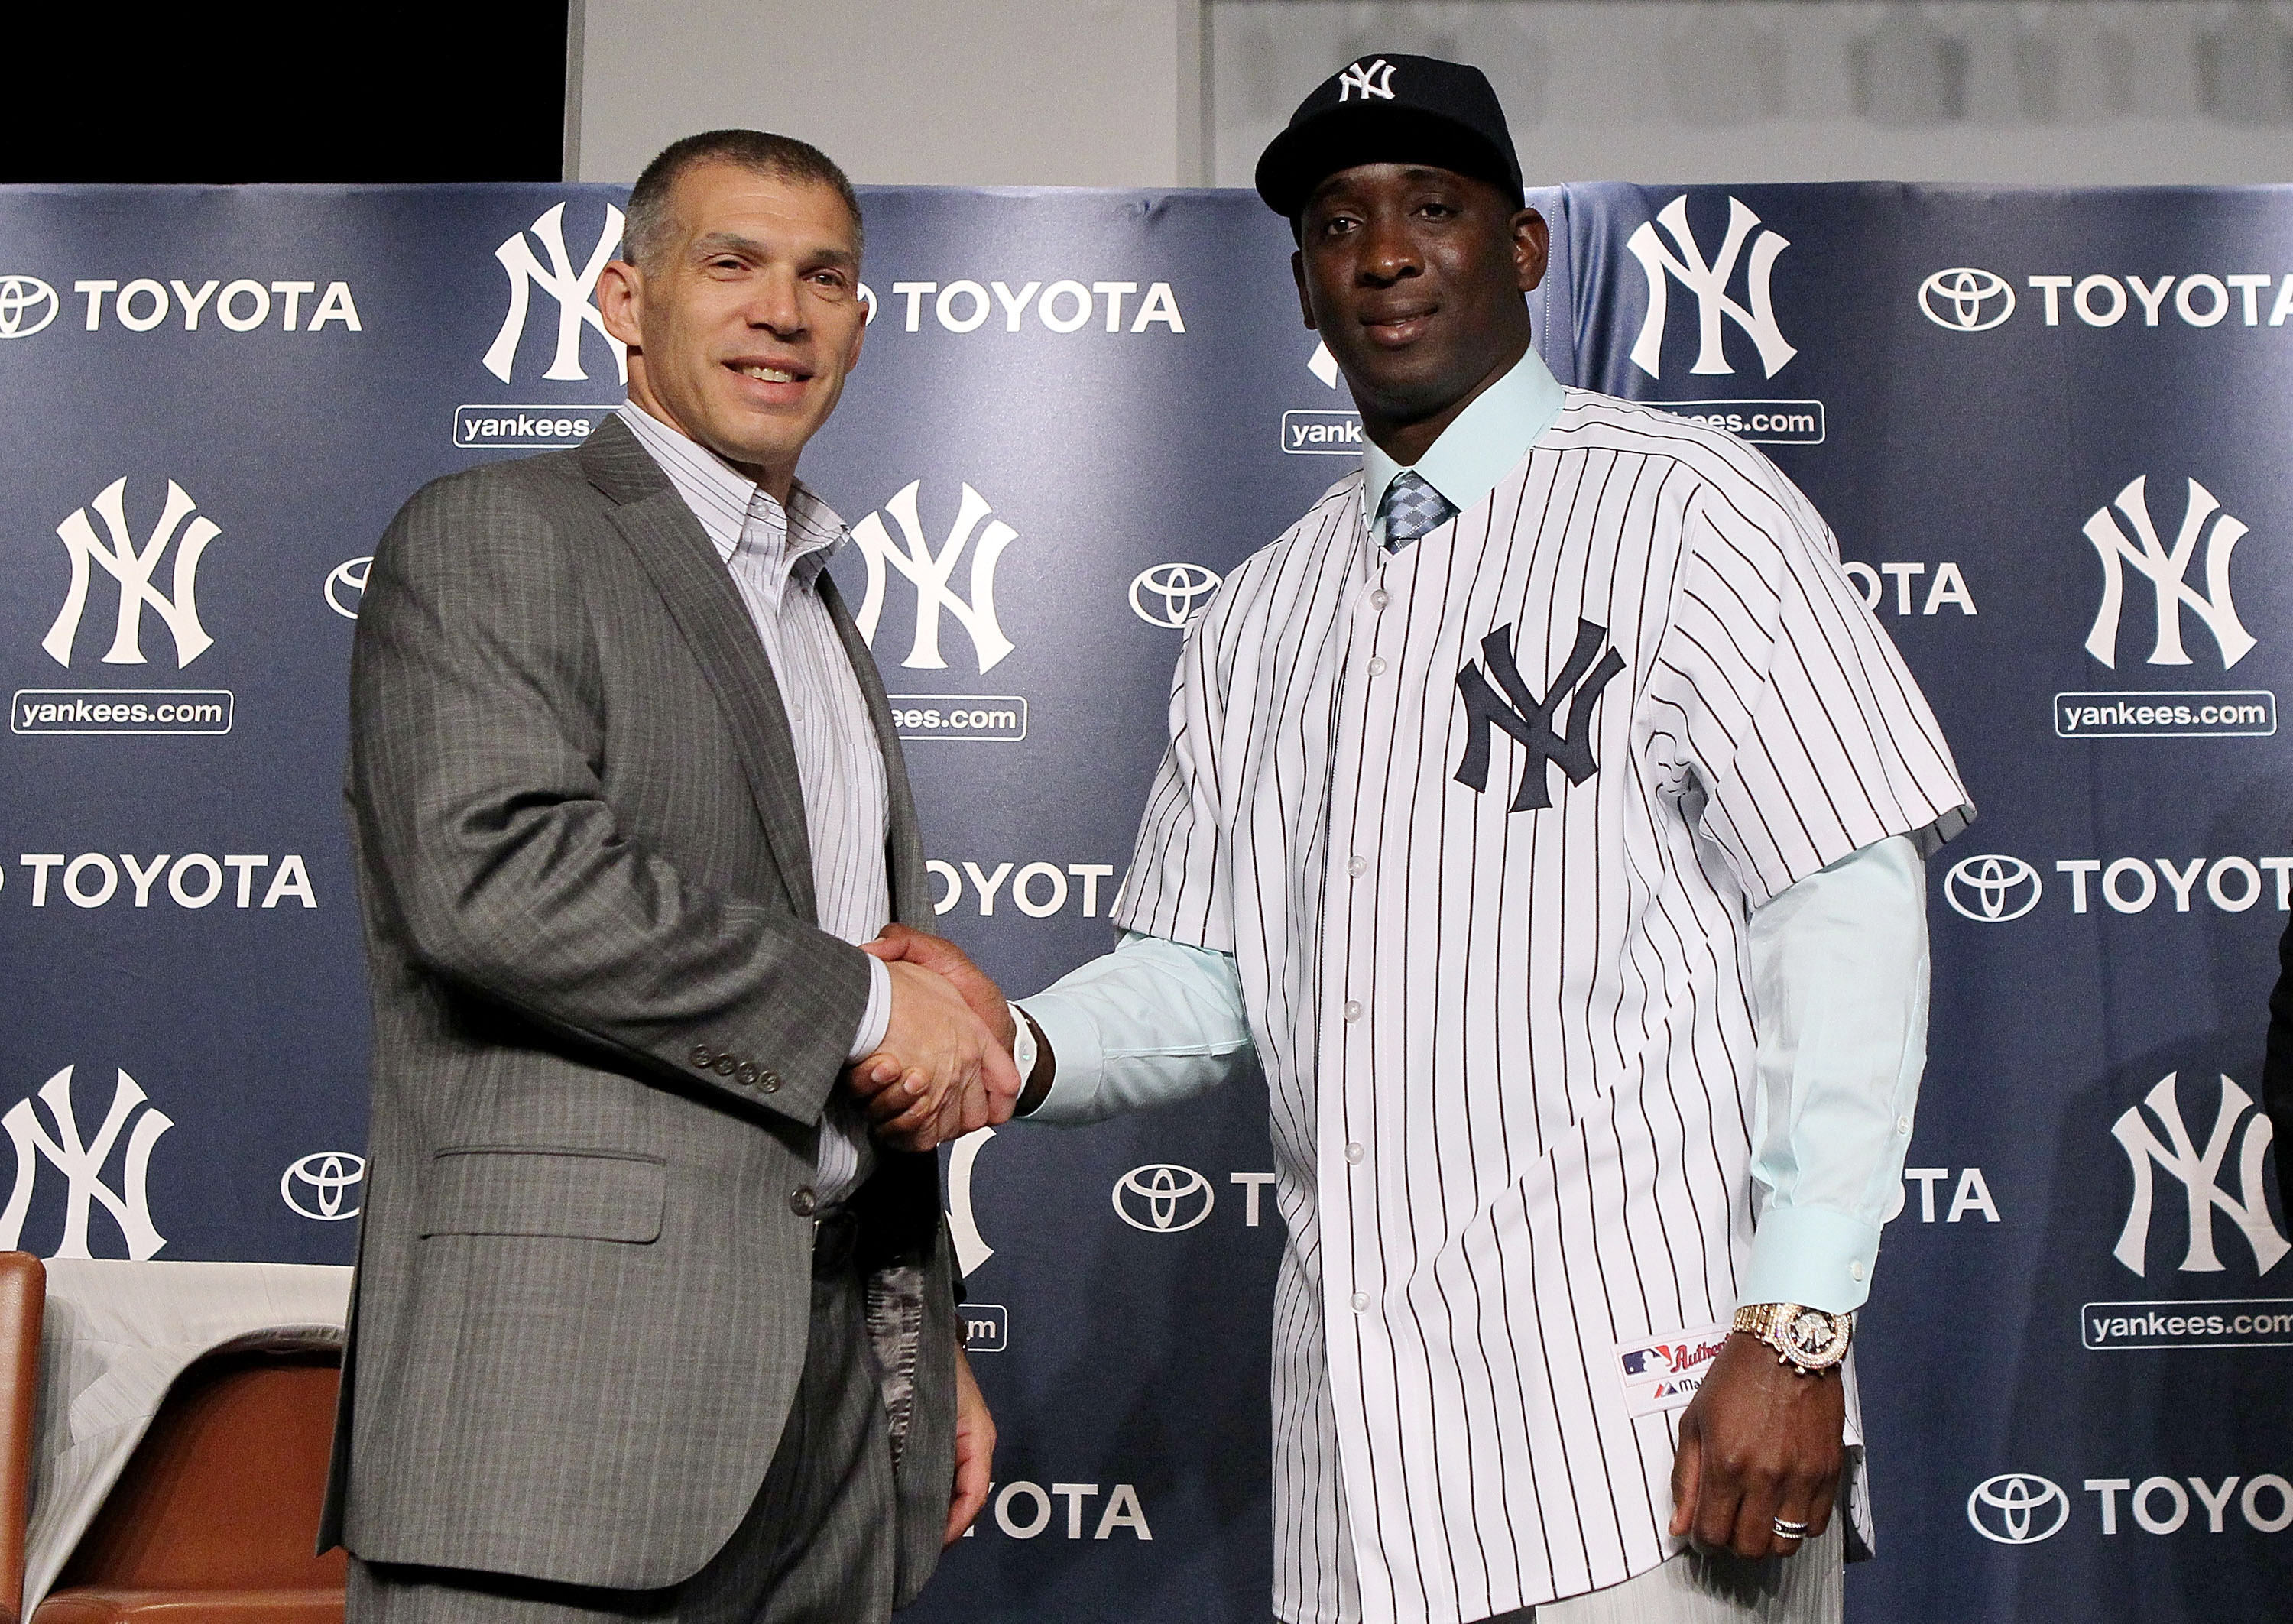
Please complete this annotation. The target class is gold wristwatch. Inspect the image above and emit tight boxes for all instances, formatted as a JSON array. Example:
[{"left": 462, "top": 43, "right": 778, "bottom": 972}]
[{"left": 1731, "top": 1303, "right": 1854, "bottom": 1373}]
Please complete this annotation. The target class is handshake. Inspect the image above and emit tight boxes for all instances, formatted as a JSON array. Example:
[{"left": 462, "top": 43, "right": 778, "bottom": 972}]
[{"left": 844, "top": 923, "right": 1025, "bottom": 1152}]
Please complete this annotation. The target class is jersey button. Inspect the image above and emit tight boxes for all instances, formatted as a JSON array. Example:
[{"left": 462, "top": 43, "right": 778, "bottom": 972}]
[
  {"left": 1344, "top": 1142, "right": 1364, "bottom": 1164},
  {"left": 1342, "top": 1000, "right": 1363, "bottom": 1022},
  {"left": 1346, "top": 855, "right": 1368, "bottom": 877},
  {"left": 1367, "top": 656, "right": 1388, "bottom": 676},
  {"left": 1369, "top": 589, "right": 1390, "bottom": 609},
  {"left": 1350, "top": 1292, "right": 1370, "bottom": 1312}
]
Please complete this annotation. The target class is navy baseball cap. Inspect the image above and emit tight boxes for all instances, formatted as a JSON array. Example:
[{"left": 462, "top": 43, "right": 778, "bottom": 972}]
[{"left": 1254, "top": 54, "right": 1523, "bottom": 222}]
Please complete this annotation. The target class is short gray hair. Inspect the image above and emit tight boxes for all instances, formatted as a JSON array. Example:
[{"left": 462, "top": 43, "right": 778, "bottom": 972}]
[{"left": 622, "top": 130, "right": 864, "bottom": 271}]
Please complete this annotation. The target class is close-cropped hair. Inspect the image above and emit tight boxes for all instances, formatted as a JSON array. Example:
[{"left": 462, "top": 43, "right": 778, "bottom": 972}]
[{"left": 622, "top": 129, "right": 864, "bottom": 270}]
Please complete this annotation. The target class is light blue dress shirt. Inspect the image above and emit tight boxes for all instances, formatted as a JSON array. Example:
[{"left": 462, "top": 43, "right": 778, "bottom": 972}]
[{"left": 1019, "top": 348, "right": 1931, "bottom": 1316}]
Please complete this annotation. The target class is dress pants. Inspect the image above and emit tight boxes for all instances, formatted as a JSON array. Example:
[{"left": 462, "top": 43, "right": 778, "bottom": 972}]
[{"left": 349, "top": 1240, "right": 899, "bottom": 1624}]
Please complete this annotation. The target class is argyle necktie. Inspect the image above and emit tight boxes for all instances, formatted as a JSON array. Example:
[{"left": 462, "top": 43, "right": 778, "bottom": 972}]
[{"left": 1378, "top": 469, "right": 1457, "bottom": 552}]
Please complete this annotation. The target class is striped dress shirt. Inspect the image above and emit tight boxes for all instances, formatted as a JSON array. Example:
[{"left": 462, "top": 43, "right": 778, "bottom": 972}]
[{"left": 617, "top": 401, "right": 889, "bottom": 1208}]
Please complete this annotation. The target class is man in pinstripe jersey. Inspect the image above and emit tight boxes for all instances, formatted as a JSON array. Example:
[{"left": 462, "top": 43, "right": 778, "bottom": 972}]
[{"left": 868, "top": 57, "right": 1970, "bottom": 1624}]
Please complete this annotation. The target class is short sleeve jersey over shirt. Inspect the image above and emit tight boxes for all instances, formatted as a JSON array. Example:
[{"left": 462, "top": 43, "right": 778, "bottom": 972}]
[{"left": 1112, "top": 359, "right": 1970, "bottom": 1624}]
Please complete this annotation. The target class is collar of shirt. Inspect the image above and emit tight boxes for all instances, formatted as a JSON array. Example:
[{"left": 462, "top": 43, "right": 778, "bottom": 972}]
[
  {"left": 614, "top": 401, "right": 848, "bottom": 597},
  {"left": 1360, "top": 344, "right": 1567, "bottom": 546}
]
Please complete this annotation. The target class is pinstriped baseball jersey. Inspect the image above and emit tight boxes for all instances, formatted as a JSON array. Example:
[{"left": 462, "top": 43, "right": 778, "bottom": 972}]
[{"left": 1112, "top": 391, "right": 1969, "bottom": 1624}]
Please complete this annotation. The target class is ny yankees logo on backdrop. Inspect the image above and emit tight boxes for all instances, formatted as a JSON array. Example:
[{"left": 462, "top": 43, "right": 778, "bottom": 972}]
[
  {"left": 44, "top": 478, "right": 220, "bottom": 668},
  {"left": 482, "top": 202, "right": 628, "bottom": 384},
  {"left": 2110, "top": 1072, "right": 2288, "bottom": 1276},
  {"left": 851, "top": 480, "right": 1018, "bottom": 673},
  {"left": 1338, "top": 58, "right": 1397, "bottom": 100},
  {"left": 1627, "top": 196, "right": 1797, "bottom": 380},
  {"left": 2083, "top": 475, "right": 2256, "bottom": 669},
  {"left": 0, "top": 1066, "right": 172, "bottom": 1259},
  {"left": 1455, "top": 620, "right": 1626, "bottom": 811}
]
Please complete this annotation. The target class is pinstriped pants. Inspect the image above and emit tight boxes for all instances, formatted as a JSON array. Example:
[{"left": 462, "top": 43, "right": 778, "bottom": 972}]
[{"left": 348, "top": 1259, "right": 898, "bottom": 1624}]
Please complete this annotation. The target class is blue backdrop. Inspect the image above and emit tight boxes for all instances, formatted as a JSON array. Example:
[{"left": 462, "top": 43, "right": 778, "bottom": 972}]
[{"left": 0, "top": 178, "right": 2287, "bottom": 1620}]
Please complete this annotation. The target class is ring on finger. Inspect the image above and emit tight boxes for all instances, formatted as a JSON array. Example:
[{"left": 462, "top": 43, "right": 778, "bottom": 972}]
[{"left": 1771, "top": 1518, "right": 1811, "bottom": 1540}]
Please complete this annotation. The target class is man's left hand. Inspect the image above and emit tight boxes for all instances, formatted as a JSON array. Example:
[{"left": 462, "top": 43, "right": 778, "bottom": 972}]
[
  {"left": 1668, "top": 1331, "right": 1844, "bottom": 1561},
  {"left": 945, "top": 1346, "right": 995, "bottom": 1547}
]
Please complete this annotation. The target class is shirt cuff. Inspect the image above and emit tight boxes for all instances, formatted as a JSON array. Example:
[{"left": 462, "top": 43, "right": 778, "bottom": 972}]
[
  {"left": 1011, "top": 990, "right": 1106, "bottom": 1120},
  {"left": 1740, "top": 1204, "right": 1881, "bottom": 1315},
  {"left": 846, "top": 953, "right": 890, "bottom": 1062}
]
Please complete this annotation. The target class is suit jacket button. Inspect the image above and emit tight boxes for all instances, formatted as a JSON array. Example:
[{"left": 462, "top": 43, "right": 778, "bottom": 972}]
[
  {"left": 736, "top": 1062, "right": 760, "bottom": 1087},
  {"left": 789, "top": 1187, "right": 818, "bottom": 1218},
  {"left": 690, "top": 1045, "right": 715, "bottom": 1069},
  {"left": 714, "top": 1055, "right": 737, "bottom": 1078},
  {"left": 760, "top": 1071, "right": 782, "bottom": 1093}
]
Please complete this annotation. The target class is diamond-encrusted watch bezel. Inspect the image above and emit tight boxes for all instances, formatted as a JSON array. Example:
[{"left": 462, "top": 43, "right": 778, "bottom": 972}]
[{"left": 1735, "top": 1302, "right": 1853, "bottom": 1371}]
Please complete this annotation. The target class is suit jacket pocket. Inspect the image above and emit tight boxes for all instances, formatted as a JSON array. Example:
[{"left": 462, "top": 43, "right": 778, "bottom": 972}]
[{"left": 420, "top": 1146, "right": 666, "bottom": 1243}]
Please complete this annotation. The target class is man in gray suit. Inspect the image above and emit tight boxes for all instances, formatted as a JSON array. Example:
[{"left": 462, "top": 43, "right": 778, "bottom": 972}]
[{"left": 326, "top": 130, "right": 1016, "bottom": 1624}]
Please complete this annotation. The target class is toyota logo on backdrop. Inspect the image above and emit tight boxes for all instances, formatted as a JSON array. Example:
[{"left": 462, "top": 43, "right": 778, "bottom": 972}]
[
  {"left": 1967, "top": 1473, "right": 2070, "bottom": 1545},
  {"left": 325, "top": 556, "right": 371, "bottom": 619},
  {"left": 1129, "top": 563, "right": 1223, "bottom": 630},
  {"left": 1112, "top": 1163, "right": 1215, "bottom": 1231},
  {"left": 1919, "top": 268, "right": 2016, "bottom": 332},
  {"left": 282, "top": 1152, "right": 366, "bottom": 1220},
  {"left": 1944, "top": 854, "right": 2042, "bottom": 922},
  {"left": 0, "top": 276, "right": 58, "bottom": 338}
]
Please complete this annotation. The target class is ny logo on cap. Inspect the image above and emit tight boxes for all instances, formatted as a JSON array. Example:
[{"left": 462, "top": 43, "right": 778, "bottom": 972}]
[{"left": 1338, "top": 58, "right": 1397, "bottom": 101}]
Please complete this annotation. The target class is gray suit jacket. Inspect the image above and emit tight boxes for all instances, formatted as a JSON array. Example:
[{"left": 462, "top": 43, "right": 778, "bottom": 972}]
[{"left": 323, "top": 417, "right": 956, "bottom": 1601}]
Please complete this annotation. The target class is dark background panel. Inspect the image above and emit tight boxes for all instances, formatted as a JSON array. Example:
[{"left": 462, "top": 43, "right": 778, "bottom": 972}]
[{"left": 2, "top": 177, "right": 2290, "bottom": 1621}]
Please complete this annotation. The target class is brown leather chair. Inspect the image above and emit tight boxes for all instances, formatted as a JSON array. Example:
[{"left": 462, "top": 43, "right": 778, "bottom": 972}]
[
  {"left": 0, "top": 1253, "right": 47, "bottom": 1624},
  {"left": 31, "top": 1344, "right": 345, "bottom": 1624}
]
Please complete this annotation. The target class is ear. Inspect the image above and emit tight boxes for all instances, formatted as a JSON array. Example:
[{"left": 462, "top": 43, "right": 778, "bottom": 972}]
[
  {"left": 845, "top": 299, "right": 868, "bottom": 371},
  {"left": 598, "top": 259, "right": 644, "bottom": 348},
  {"left": 1292, "top": 249, "right": 1319, "bottom": 332},
  {"left": 1512, "top": 208, "right": 1550, "bottom": 295}
]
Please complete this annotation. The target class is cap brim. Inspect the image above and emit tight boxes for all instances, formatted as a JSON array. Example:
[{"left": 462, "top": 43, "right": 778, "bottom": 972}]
[{"left": 1255, "top": 103, "right": 1519, "bottom": 219}]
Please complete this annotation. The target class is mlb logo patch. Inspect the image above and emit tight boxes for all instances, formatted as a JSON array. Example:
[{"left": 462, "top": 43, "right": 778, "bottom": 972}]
[{"left": 1614, "top": 1322, "right": 1730, "bottom": 1418}]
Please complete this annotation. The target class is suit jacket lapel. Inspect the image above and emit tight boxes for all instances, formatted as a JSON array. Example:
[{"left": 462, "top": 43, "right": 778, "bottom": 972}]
[
  {"left": 579, "top": 418, "right": 820, "bottom": 924},
  {"left": 819, "top": 574, "right": 930, "bottom": 927}
]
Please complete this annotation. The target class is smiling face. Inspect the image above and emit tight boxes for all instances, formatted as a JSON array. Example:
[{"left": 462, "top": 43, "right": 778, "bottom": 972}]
[
  {"left": 1292, "top": 162, "right": 1546, "bottom": 462},
  {"left": 598, "top": 159, "right": 866, "bottom": 501}
]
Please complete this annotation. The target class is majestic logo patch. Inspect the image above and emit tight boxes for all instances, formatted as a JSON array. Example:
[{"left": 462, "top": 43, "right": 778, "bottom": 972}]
[{"left": 1454, "top": 620, "right": 1625, "bottom": 811}]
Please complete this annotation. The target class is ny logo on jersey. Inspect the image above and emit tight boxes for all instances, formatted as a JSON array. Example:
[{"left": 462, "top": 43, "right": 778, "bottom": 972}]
[
  {"left": 1626, "top": 196, "right": 1796, "bottom": 380},
  {"left": 1337, "top": 58, "right": 1397, "bottom": 100},
  {"left": 2082, "top": 475, "right": 2256, "bottom": 670},
  {"left": 1454, "top": 620, "right": 1626, "bottom": 812},
  {"left": 2110, "top": 1072, "right": 2288, "bottom": 1277}
]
